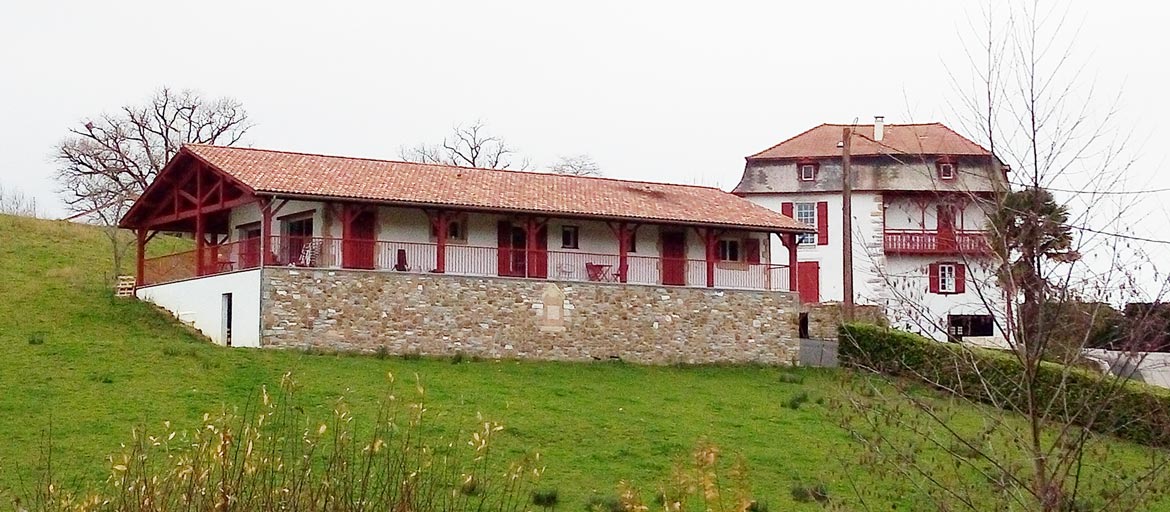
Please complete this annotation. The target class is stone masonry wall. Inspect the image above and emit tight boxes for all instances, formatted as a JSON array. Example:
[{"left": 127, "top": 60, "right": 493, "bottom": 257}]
[
  {"left": 261, "top": 268, "right": 800, "bottom": 365},
  {"left": 805, "top": 302, "right": 887, "bottom": 340}
]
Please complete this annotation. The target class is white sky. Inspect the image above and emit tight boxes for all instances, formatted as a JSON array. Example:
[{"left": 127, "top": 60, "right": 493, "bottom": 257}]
[{"left": 1, "top": 0, "right": 1167, "bottom": 278}]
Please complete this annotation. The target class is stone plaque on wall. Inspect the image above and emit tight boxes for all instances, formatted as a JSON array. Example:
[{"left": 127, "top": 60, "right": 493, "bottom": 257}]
[{"left": 538, "top": 283, "right": 567, "bottom": 332}]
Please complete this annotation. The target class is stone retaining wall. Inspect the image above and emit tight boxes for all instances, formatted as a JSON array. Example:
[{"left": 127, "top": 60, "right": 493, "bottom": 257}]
[{"left": 261, "top": 268, "right": 800, "bottom": 365}]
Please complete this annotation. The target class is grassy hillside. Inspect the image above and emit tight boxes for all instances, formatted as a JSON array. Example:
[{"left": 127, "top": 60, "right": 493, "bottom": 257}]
[{"left": 0, "top": 214, "right": 1167, "bottom": 510}]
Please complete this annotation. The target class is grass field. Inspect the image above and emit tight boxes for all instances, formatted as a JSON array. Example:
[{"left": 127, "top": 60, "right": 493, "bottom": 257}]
[{"left": 1, "top": 213, "right": 1168, "bottom": 511}]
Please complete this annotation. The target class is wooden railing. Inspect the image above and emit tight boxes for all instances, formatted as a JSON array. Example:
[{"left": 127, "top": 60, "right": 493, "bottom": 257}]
[
  {"left": 883, "top": 230, "right": 990, "bottom": 255},
  {"left": 142, "top": 235, "right": 791, "bottom": 291}
]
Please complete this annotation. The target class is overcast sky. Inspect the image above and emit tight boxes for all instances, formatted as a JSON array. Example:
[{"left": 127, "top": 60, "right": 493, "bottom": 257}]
[{"left": 2, "top": 0, "right": 1167, "bottom": 278}]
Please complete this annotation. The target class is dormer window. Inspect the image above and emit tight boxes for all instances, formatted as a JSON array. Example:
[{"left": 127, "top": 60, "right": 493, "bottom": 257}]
[
  {"left": 937, "top": 158, "right": 957, "bottom": 180},
  {"left": 798, "top": 161, "right": 819, "bottom": 181}
]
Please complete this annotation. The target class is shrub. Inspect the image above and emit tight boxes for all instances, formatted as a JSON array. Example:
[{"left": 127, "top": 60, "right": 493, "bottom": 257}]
[
  {"left": 790, "top": 482, "right": 829, "bottom": 503},
  {"left": 532, "top": 487, "right": 559, "bottom": 508},
  {"left": 584, "top": 494, "right": 623, "bottom": 512},
  {"left": 375, "top": 345, "right": 390, "bottom": 359},
  {"left": 838, "top": 323, "right": 1170, "bottom": 447},
  {"left": 776, "top": 372, "right": 804, "bottom": 385},
  {"left": 784, "top": 391, "right": 810, "bottom": 410},
  {"left": 27, "top": 332, "right": 46, "bottom": 345}
]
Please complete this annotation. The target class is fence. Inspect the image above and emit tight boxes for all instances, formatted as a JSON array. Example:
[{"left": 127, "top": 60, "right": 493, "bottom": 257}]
[{"left": 141, "top": 235, "right": 791, "bottom": 291}]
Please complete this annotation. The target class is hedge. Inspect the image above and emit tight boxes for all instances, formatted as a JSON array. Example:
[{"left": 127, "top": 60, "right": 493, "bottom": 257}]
[{"left": 838, "top": 323, "right": 1170, "bottom": 447}]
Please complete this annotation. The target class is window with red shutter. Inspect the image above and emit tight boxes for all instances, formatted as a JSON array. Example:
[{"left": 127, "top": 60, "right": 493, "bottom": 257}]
[
  {"left": 816, "top": 201, "right": 829, "bottom": 245},
  {"left": 928, "top": 263, "right": 940, "bottom": 293},
  {"left": 955, "top": 263, "right": 966, "bottom": 293},
  {"left": 744, "top": 238, "right": 761, "bottom": 264}
]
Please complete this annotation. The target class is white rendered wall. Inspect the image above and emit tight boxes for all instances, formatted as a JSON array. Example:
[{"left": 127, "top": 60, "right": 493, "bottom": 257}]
[
  {"left": 883, "top": 256, "right": 1008, "bottom": 346},
  {"left": 136, "top": 269, "right": 263, "bottom": 347},
  {"left": 748, "top": 191, "right": 1007, "bottom": 346},
  {"left": 750, "top": 192, "right": 883, "bottom": 303},
  {"left": 219, "top": 199, "right": 766, "bottom": 286}
]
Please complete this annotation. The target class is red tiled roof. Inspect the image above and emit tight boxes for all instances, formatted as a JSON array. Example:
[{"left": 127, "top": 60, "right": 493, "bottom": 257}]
[
  {"left": 182, "top": 144, "right": 810, "bottom": 232},
  {"left": 747, "top": 123, "right": 991, "bottom": 160}
]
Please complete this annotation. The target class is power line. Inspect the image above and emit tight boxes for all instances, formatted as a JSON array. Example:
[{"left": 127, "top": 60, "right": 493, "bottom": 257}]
[
  {"left": 1010, "top": 182, "right": 1170, "bottom": 196},
  {"left": 1070, "top": 225, "right": 1170, "bottom": 245}
]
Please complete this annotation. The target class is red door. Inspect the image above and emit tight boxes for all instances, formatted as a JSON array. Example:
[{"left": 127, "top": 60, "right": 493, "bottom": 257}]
[
  {"left": 661, "top": 231, "right": 687, "bottom": 286},
  {"left": 937, "top": 205, "right": 956, "bottom": 252},
  {"left": 497, "top": 221, "right": 513, "bottom": 276},
  {"left": 797, "top": 261, "right": 820, "bottom": 304},
  {"left": 527, "top": 225, "right": 548, "bottom": 278},
  {"left": 343, "top": 208, "right": 376, "bottom": 269}
]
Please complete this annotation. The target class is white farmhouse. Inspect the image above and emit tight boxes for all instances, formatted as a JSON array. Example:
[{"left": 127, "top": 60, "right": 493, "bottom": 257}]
[{"left": 734, "top": 118, "right": 1010, "bottom": 346}]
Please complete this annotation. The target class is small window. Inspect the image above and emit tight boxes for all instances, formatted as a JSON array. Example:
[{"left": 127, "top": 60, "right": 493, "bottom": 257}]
[
  {"left": 795, "top": 203, "right": 816, "bottom": 245},
  {"left": 939, "top": 163, "right": 955, "bottom": 180},
  {"left": 430, "top": 214, "right": 468, "bottom": 242},
  {"left": 939, "top": 263, "right": 956, "bottom": 293},
  {"left": 799, "top": 163, "right": 817, "bottom": 181},
  {"left": 561, "top": 225, "right": 579, "bottom": 249},
  {"left": 717, "top": 239, "right": 741, "bottom": 262}
]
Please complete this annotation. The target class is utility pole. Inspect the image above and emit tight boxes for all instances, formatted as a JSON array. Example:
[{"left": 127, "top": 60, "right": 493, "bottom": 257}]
[{"left": 841, "top": 127, "right": 855, "bottom": 321}]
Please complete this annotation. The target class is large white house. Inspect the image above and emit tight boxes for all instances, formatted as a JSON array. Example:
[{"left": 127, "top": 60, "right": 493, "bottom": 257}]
[{"left": 734, "top": 118, "right": 1010, "bottom": 345}]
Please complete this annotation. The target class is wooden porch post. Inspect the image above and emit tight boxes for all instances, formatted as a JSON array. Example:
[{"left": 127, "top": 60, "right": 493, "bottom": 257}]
[
  {"left": 135, "top": 229, "right": 147, "bottom": 286},
  {"left": 433, "top": 210, "right": 449, "bottom": 273},
  {"left": 783, "top": 233, "right": 799, "bottom": 292},
  {"left": 617, "top": 222, "right": 629, "bottom": 283},
  {"left": 704, "top": 228, "right": 717, "bottom": 288},
  {"left": 260, "top": 198, "right": 273, "bottom": 266},
  {"left": 525, "top": 216, "right": 537, "bottom": 278}
]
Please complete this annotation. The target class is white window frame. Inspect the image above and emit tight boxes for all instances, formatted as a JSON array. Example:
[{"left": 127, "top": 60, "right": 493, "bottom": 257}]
[
  {"left": 795, "top": 203, "right": 816, "bottom": 245},
  {"left": 799, "top": 164, "right": 817, "bottom": 181},
  {"left": 939, "top": 263, "right": 957, "bottom": 293},
  {"left": 939, "top": 163, "right": 955, "bottom": 180}
]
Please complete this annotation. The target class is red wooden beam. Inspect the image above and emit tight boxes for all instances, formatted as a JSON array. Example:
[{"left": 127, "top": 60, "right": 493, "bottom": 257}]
[{"left": 135, "top": 229, "right": 147, "bottom": 287}]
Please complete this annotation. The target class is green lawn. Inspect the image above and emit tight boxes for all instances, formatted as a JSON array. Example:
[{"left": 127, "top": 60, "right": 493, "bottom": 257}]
[{"left": 1, "top": 214, "right": 1167, "bottom": 510}]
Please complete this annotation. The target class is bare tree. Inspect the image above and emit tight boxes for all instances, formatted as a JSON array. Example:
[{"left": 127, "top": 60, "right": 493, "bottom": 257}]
[
  {"left": 548, "top": 154, "right": 602, "bottom": 177},
  {"left": 54, "top": 87, "right": 250, "bottom": 223},
  {"left": 839, "top": 2, "right": 1170, "bottom": 511},
  {"left": 399, "top": 120, "right": 530, "bottom": 170},
  {"left": 53, "top": 87, "right": 251, "bottom": 277},
  {"left": 0, "top": 182, "right": 39, "bottom": 218}
]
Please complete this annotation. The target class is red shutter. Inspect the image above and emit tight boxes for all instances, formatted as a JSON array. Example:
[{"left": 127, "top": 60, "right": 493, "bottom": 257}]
[
  {"left": 781, "top": 202, "right": 794, "bottom": 218},
  {"left": 955, "top": 263, "right": 966, "bottom": 294},
  {"left": 496, "top": 221, "right": 512, "bottom": 277},
  {"left": 816, "top": 201, "right": 829, "bottom": 245},
  {"left": 745, "top": 238, "right": 761, "bottom": 264},
  {"left": 928, "top": 263, "right": 940, "bottom": 294}
]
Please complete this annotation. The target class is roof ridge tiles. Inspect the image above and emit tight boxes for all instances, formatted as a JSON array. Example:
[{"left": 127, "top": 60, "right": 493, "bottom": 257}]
[{"left": 185, "top": 143, "right": 726, "bottom": 193}]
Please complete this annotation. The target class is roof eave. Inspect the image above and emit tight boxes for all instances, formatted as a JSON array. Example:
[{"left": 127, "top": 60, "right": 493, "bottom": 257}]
[{"left": 256, "top": 190, "right": 814, "bottom": 234}]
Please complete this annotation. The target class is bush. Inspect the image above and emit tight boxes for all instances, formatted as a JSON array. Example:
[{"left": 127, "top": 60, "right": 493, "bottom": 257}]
[
  {"left": 784, "top": 391, "right": 810, "bottom": 410},
  {"left": 838, "top": 323, "right": 1170, "bottom": 447},
  {"left": 776, "top": 372, "right": 804, "bottom": 385},
  {"left": 584, "top": 494, "right": 623, "bottom": 512},
  {"left": 27, "top": 332, "right": 46, "bottom": 345},
  {"left": 790, "top": 482, "right": 829, "bottom": 503},
  {"left": 532, "top": 488, "right": 559, "bottom": 508}
]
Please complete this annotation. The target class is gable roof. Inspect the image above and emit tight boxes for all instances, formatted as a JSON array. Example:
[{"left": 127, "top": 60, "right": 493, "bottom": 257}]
[
  {"left": 747, "top": 123, "right": 991, "bottom": 160},
  {"left": 174, "top": 144, "right": 809, "bottom": 232}
]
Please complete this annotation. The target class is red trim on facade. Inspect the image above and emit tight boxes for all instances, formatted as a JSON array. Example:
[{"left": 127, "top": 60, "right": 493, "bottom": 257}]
[{"left": 816, "top": 201, "right": 829, "bottom": 245}]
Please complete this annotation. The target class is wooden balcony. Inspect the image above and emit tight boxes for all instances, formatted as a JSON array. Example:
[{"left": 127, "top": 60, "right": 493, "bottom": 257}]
[{"left": 883, "top": 230, "right": 990, "bottom": 255}]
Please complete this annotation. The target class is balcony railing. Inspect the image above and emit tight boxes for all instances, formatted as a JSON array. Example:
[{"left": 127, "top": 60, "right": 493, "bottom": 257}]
[
  {"left": 883, "top": 230, "right": 989, "bottom": 255},
  {"left": 141, "top": 236, "right": 791, "bottom": 292}
]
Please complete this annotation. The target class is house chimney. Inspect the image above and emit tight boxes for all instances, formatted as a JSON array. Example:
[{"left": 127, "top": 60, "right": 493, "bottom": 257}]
[{"left": 874, "top": 115, "right": 885, "bottom": 141}]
